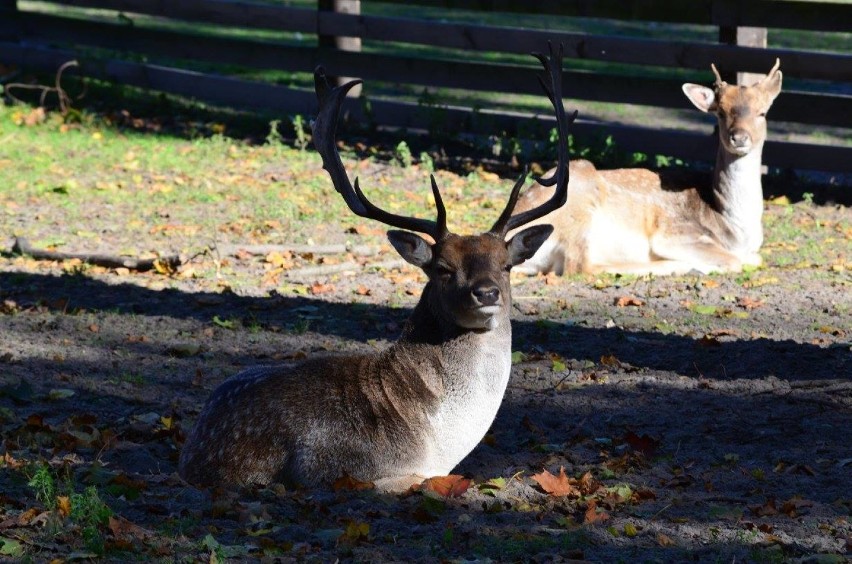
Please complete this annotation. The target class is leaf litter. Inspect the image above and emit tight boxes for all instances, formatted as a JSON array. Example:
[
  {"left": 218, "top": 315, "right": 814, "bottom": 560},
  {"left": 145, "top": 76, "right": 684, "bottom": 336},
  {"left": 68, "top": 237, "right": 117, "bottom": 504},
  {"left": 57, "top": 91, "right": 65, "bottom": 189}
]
[{"left": 0, "top": 103, "right": 850, "bottom": 561}]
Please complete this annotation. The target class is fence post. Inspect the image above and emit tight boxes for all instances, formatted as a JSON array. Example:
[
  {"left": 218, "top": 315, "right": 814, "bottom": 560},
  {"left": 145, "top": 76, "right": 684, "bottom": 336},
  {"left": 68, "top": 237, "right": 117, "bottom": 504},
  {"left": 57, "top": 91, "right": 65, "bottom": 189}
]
[
  {"left": 718, "top": 25, "right": 768, "bottom": 85},
  {"left": 318, "top": 0, "right": 362, "bottom": 97}
]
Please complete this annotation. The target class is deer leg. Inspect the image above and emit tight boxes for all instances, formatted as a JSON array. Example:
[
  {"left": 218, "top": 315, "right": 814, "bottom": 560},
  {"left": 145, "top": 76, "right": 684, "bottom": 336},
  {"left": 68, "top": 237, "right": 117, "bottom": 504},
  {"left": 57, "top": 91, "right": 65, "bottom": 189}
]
[
  {"left": 373, "top": 474, "right": 428, "bottom": 493},
  {"left": 648, "top": 233, "right": 743, "bottom": 274}
]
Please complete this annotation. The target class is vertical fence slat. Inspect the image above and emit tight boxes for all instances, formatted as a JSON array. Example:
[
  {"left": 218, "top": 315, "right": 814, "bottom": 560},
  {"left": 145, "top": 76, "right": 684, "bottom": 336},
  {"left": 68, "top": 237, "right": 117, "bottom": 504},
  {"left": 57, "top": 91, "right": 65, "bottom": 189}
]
[
  {"left": 718, "top": 25, "right": 768, "bottom": 85},
  {"left": 318, "top": 0, "right": 362, "bottom": 96}
]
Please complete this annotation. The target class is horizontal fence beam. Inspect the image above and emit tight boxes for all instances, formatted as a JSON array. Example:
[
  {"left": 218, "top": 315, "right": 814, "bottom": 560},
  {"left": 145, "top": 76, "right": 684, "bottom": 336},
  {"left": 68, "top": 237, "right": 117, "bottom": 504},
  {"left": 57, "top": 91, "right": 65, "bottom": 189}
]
[
  {"left": 5, "top": 12, "right": 851, "bottom": 129},
  {"left": 2, "top": 41, "right": 850, "bottom": 174},
  {"left": 375, "top": 0, "right": 852, "bottom": 32},
  {"left": 316, "top": 11, "right": 852, "bottom": 81},
  {"left": 40, "top": 0, "right": 318, "bottom": 33}
]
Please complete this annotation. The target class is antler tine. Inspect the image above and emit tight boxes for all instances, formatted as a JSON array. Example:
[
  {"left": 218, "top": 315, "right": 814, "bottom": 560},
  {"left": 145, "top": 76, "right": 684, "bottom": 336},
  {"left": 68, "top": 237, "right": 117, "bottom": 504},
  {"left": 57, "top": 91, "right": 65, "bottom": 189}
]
[
  {"left": 710, "top": 63, "right": 726, "bottom": 88},
  {"left": 764, "top": 57, "right": 781, "bottom": 80},
  {"left": 312, "top": 66, "right": 444, "bottom": 239},
  {"left": 491, "top": 42, "right": 575, "bottom": 236},
  {"left": 488, "top": 167, "right": 530, "bottom": 235}
]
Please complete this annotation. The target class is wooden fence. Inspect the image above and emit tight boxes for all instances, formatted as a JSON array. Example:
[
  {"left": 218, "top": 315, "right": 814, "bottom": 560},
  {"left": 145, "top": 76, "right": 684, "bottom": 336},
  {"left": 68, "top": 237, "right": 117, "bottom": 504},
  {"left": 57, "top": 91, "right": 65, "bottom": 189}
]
[{"left": 1, "top": 0, "right": 850, "bottom": 172}]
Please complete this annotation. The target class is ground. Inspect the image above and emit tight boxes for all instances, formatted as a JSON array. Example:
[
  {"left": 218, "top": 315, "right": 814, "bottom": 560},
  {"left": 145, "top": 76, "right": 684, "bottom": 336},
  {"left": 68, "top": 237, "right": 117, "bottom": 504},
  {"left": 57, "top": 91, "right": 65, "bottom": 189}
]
[{"left": 0, "top": 115, "right": 850, "bottom": 561}]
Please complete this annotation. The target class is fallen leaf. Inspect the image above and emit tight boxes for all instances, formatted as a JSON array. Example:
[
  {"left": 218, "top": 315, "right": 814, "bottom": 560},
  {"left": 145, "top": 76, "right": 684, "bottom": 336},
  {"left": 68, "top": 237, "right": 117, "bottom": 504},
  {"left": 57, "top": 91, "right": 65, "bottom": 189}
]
[
  {"left": 531, "top": 466, "right": 579, "bottom": 497},
  {"left": 656, "top": 532, "right": 676, "bottom": 547},
  {"left": 781, "top": 497, "right": 813, "bottom": 517},
  {"left": 310, "top": 282, "right": 335, "bottom": 295},
  {"left": 614, "top": 296, "right": 645, "bottom": 307},
  {"left": 108, "top": 515, "right": 154, "bottom": 541},
  {"left": 624, "top": 431, "right": 659, "bottom": 457},
  {"left": 600, "top": 354, "right": 620, "bottom": 368},
  {"left": 736, "top": 296, "right": 765, "bottom": 310},
  {"left": 354, "top": 285, "right": 371, "bottom": 296},
  {"left": 332, "top": 472, "right": 375, "bottom": 492},
  {"left": 340, "top": 520, "right": 370, "bottom": 543},
  {"left": 584, "top": 499, "right": 610, "bottom": 524},
  {"left": 750, "top": 498, "right": 778, "bottom": 517},
  {"left": 56, "top": 496, "right": 71, "bottom": 517},
  {"left": 419, "top": 475, "right": 471, "bottom": 498}
]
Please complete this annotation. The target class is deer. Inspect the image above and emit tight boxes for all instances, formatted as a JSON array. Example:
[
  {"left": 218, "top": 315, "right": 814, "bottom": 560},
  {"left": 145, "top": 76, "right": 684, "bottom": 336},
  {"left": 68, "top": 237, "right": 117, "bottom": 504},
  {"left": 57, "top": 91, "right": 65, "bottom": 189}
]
[
  {"left": 511, "top": 59, "right": 783, "bottom": 276},
  {"left": 178, "top": 45, "right": 576, "bottom": 493}
]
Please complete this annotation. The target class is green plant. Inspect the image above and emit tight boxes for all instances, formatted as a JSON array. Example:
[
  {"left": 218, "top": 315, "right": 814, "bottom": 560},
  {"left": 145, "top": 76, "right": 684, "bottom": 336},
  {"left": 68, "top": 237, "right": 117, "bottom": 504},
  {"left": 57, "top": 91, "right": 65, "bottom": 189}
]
[
  {"left": 395, "top": 140, "right": 413, "bottom": 168},
  {"left": 291, "top": 114, "right": 309, "bottom": 151},
  {"left": 291, "top": 318, "right": 311, "bottom": 334},
  {"left": 70, "top": 486, "right": 113, "bottom": 555},
  {"left": 419, "top": 151, "right": 434, "bottom": 172},
  {"left": 27, "top": 463, "right": 56, "bottom": 505},
  {"left": 266, "top": 118, "right": 284, "bottom": 146}
]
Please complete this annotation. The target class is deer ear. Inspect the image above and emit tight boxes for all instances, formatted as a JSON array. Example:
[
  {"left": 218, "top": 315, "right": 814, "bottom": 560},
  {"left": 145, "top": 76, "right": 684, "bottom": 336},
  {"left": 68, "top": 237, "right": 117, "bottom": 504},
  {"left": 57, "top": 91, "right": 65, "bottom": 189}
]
[
  {"left": 507, "top": 224, "right": 554, "bottom": 266},
  {"left": 387, "top": 230, "right": 433, "bottom": 267},
  {"left": 682, "top": 84, "right": 716, "bottom": 113},
  {"left": 761, "top": 70, "right": 782, "bottom": 102}
]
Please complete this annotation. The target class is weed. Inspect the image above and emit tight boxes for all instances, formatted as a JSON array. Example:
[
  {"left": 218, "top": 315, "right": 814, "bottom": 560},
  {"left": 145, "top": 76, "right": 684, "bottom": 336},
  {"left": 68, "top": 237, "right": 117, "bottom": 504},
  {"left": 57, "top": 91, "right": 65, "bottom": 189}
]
[
  {"left": 27, "top": 463, "right": 56, "bottom": 506},
  {"left": 291, "top": 318, "right": 311, "bottom": 334},
  {"left": 291, "top": 114, "right": 310, "bottom": 151},
  {"left": 115, "top": 372, "right": 145, "bottom": 387},
  {"left": 266, "top": 119, "right": 284, "bottom": 146},
  {"left": 419, "top": 151, "right": 434, "bottom": 172},
  {"left": 802, "top": 191, "right": 814, "bottom": 205},
  {"left": 395, "top": 140, "right": 413, "bottom": 168},
  {"left": 70, "top": 486, "right": 113, "bottom": 555}
]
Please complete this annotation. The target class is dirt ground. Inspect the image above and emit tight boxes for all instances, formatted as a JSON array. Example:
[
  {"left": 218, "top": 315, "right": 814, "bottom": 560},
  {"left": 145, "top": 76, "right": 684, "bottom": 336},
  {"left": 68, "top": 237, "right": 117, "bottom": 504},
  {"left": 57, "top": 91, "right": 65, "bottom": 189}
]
[{"left": 0, "top": 180, "right": 850, "bottom": 561}]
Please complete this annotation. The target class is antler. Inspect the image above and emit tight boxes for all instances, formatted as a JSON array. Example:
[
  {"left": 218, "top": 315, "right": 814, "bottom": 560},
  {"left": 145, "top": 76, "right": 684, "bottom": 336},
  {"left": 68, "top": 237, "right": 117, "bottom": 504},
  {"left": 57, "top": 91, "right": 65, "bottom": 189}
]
[
  {"left": 710, "top": 63, "right": 726, "bottom": 89},
  {"left": 490, "top": 43, "right": 577, "bottom": 236},
  {"left": 761, "top": 58, "right": 781, "bottom": 83},
  {"left": 312, "top": 66, "right": 448, "bottom": 241}
]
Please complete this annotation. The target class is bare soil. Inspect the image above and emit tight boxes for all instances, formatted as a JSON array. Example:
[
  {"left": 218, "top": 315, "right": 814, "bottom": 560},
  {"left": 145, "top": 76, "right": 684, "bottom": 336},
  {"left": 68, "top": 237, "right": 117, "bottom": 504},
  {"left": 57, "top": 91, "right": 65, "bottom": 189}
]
[{"left": 0, "top": 191, "right": 850, "bottom": 562}]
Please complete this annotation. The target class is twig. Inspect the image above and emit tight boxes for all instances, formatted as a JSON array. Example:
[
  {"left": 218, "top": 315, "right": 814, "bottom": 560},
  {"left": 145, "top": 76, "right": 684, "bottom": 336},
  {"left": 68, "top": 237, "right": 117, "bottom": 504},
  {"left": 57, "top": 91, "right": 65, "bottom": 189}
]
[
  {"left": 4, "top": 60, "right": 81, "bottom": 115},
  {"left": 285, "top": 258, "right": 408, "bottom": 280},
  {"left": 216, "top": 242, "right": 378, "bottom": 257},
  {"left": 10, "top": 237, "right": 181, "bottom": 273}
]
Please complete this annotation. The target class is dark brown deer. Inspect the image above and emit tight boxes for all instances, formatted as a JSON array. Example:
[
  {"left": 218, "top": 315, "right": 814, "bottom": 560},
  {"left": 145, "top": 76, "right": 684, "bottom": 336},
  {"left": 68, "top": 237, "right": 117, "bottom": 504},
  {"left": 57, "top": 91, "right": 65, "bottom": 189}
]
[
  {"left": 512, "top": 60, "right": 783, "bottom": 276},
  {"left": 179, "top": 45, "right": 576, "bottom": 492}
]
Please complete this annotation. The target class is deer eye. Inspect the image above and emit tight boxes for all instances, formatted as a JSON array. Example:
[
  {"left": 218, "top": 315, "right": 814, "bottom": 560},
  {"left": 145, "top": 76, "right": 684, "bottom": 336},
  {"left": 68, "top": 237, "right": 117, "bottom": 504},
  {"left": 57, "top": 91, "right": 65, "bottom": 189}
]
[
  {"left": 503, "top": 263, "right": 513, "bottom": 272},
  {"left": 434, "top": 263, "right": 453, "bottom": 278}
]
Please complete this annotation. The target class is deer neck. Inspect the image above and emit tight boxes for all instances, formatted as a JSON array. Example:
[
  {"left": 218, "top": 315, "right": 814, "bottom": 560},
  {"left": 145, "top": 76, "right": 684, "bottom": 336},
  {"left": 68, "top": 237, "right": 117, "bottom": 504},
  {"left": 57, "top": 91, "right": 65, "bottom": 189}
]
[
  {"left": 386, "top": 284, "right": 513, "bottom": 472},
  {"left": 711, "top": 142, "right": 765, "bottom": 254}
]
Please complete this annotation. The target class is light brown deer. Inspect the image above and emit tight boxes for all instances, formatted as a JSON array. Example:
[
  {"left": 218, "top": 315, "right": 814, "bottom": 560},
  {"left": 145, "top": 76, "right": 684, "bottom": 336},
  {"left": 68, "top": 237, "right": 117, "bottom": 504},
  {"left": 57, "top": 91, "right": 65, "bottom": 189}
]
[
  {"left": 511, "top": 60, "right": 783, "bottom": 276},
  {"left": 178, "top": 45, "right": 576, "bottom": 492}
]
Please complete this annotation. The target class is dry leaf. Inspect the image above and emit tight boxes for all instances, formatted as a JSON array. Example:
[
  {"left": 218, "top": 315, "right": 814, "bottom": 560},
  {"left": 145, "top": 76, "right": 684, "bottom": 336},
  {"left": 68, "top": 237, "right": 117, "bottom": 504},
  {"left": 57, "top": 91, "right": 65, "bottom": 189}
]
[
  {"left": 108, "top": 515, "right": 154, "bottom": 541},
  {"left": 332, "top": 472, "right": 375, "bottom": 492},
  {"left": 418, "top": 475, "right": 471, "bottom": 498},
  {"left": 583, "top": 499, "right": 610, "bottom": 524},
  {"left": 56, "top": 496, "right": 71, "bottom": 517},
  {"left": 614, "top": 296, "right": 645, "bottom": 307},
  {"left": 624, "top": 431, "right": 659, "bottom": 457},
  {"left": 531, "top": 466, "right": 579, "bottom": 497},
  {"left": 656, "top": 532, "right": 676, "bottom": 547},
  {"left": 354, "top": 285, "right": 371, "bottom": 296},
  {"left": 309, "top": 282, "right": 335, "bottom": 295},
  {"left": 600, "top": 354, "right": 620, "bottom": 368},
  {"left": 750, "top": 498, "right": 778, "bottom": 517},
  {"left": 736, "top": 296, "right": 765, "bottom": 310}
]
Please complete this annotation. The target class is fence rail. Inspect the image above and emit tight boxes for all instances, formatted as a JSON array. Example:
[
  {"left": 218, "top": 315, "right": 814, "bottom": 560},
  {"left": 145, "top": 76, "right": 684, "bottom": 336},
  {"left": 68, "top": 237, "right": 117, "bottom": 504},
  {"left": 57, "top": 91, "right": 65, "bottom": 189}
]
[{"left": 1, "top": 0, "right": 850, "bottom": 173}]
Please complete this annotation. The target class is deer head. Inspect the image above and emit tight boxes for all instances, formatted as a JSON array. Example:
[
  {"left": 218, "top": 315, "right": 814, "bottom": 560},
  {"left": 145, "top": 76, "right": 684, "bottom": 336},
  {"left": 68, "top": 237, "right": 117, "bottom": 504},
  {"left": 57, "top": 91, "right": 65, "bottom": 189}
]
[
  {"left": 682, "top": 59, "right": 782, "bottom": 156},
  {"left": 312, "top": 44, "right": 576, "bottom": 332}
]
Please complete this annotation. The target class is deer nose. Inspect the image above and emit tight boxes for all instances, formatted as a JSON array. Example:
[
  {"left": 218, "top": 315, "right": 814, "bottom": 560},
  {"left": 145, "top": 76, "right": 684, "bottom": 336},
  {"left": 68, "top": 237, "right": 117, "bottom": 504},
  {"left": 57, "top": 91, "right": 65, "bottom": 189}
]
[
  {"left": 472, "top": 286, "right": 500, "bottom": 306},
  {"left": 729, "top": 129, "right": 751, "bottom": 148}
]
